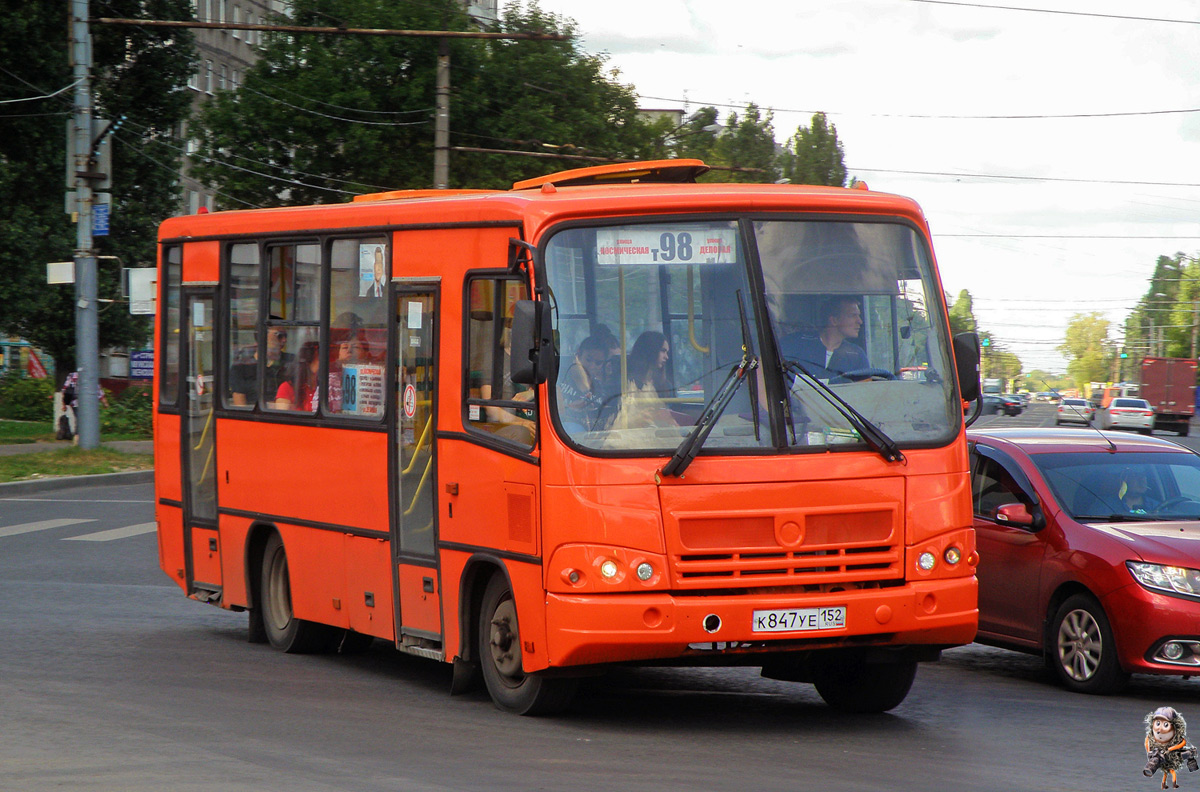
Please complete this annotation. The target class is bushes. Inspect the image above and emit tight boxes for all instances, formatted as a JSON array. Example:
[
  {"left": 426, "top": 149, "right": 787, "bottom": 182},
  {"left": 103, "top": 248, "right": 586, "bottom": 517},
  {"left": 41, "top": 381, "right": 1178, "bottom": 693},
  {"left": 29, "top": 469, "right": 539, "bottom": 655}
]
[
  {"left": 100, "top": 383, "right": 152, "bottom": 438},
  {"left": 0, "top": 373, "right": 54, "bottom": 421}
]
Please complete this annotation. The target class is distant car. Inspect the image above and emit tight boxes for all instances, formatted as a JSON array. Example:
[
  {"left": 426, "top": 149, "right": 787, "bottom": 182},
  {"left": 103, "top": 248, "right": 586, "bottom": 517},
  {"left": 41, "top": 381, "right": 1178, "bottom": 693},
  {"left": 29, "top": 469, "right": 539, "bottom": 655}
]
[
  {"left": 1055, "top": 397, "right": 1095, "bottom": 425},
  {"left": 1015, "top": 393, "right": 1032, "bottom": 406},
  {"left": 969, "top": 428, "right": 1200, "bottom": 693},
  {"left": 1098, "top": 397, "right": 1155, "bottom": 434},
  {"left": 1034, "top": 392, "right": 1054, "bottom": 402},
  {"left": 983, "top": 394, "right": 1021, "bottom": 416}
]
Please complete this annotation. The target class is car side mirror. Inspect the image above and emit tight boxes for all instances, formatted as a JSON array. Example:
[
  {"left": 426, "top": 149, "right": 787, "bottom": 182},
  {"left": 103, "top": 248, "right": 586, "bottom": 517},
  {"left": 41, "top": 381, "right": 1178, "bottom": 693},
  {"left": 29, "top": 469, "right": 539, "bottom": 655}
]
[
  {"left": 510, "top": 299, "right": 553, "bottom": 385},
  {"left": 953, "top": 332, "right": 981, "bottom": 402},
  {"left": 995, "top": 502, "right": 1042, "bottom": 529}
]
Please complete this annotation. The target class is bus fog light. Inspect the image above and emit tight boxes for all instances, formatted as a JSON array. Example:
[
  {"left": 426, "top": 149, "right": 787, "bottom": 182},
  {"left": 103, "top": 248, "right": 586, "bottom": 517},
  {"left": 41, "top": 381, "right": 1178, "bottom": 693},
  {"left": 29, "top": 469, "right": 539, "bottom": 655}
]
[
  {"left": 917, "top": 552, "right": 936, "bottom": 571},
  {"left": 944, "top": 547, "right": 961, "bottom": 565},
  {"left": 563, "top": 569, "right": 581, "bottom": 585},
  {"left": 1164, "top": 642, "right": 1186, "bottom": 661},
  {"left": 636, "top": 562, "right": 653, "bottom": 581},
  {"left": 599, "top": 560, "right": 619, "bottom": 579}
]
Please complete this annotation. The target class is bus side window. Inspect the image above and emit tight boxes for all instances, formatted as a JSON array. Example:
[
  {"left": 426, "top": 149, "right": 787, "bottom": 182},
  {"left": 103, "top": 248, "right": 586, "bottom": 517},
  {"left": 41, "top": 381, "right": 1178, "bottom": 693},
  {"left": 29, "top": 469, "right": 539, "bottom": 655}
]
[
  {"left": 464, "top": 277, "right": 535, "bottom": 448},
  {"left": 224, "top": 243, "right": 260, "bottom": 409},
  {"left": 326, "top": 237, "right": 387, "bottom": 419}
]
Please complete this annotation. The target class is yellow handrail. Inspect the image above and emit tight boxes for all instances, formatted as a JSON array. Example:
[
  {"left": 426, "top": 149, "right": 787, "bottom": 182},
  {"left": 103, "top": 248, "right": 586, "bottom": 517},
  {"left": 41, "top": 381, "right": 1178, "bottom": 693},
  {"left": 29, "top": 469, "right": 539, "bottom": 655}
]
[
  {"left": 403, "top": 454, "right": 434, "bottom": 517},
  {"left": 401, "top": 414, "right": 432, "bottom": 475}
]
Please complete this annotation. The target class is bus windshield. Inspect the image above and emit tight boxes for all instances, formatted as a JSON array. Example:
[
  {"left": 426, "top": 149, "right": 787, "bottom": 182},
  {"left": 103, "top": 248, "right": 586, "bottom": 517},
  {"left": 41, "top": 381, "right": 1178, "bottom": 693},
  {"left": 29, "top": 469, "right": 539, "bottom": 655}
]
[{"left": 545, "top": 217, "right": 959, "bottom": 455}]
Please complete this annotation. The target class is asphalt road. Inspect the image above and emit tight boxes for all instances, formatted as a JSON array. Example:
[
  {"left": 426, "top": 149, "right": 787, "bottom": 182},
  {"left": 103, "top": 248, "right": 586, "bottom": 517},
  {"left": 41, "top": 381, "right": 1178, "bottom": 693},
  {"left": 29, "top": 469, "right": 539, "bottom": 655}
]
[{"left": 2, "top": 455, "right": 1198, "bottom": 791}]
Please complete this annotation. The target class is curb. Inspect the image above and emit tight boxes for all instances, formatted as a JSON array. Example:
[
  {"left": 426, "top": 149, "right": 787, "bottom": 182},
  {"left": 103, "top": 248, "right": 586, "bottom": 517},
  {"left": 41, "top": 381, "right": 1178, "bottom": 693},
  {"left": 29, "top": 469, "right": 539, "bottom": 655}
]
[{"left": 0, "top": 469, "right": 154, "bottom": 496}]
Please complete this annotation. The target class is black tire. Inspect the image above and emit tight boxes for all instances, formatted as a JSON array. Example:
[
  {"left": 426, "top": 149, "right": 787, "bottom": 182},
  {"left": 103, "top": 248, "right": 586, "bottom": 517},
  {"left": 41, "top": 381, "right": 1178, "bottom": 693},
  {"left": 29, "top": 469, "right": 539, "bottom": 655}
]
[
  {"left": 259, "top": 533, "right": 333, "bottom": 653},
  {"left": 1046, "top": 593, "right": 1128, "bottom": 694},
  {"left": 478, "top": 574, "right": 577, "bottom": 715},
  {"left": 812, "top": 652, "right": 917, "bottom": 713}
]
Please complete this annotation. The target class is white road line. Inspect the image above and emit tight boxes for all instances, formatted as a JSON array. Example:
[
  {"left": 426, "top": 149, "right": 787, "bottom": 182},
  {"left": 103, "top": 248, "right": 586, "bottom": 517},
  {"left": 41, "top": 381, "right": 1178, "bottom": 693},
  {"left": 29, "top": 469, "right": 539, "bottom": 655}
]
[
  {"left": 63, "top": 522, "right": 157, "bottom": 542},
  {"left": 0, "top": 518, "right": 96, "bottom": 538}
]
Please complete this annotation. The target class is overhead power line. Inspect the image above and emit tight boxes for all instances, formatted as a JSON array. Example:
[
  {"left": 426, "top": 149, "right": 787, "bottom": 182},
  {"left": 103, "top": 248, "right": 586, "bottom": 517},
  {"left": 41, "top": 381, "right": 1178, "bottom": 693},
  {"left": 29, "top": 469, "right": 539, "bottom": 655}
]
[
  {"left": 849, "top": 165, "right": 1200, "bottom": 188},
  {"left": 634, "top": 94, "right": 1200, "bottom": 121},
  {"left": 906, "top": 0, "right": 1200, "bottom": 25}
]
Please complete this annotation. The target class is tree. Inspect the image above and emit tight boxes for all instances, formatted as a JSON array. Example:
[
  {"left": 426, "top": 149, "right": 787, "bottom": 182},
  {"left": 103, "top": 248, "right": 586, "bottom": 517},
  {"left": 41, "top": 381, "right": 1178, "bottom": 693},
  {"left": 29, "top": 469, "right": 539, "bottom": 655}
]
[
  {"left": 709, "top": 103, "right": 778, "bottom": 183},
  {"left": 778, "top": 112, "right": 846, "bottom": 187},
  {"left": 1059, "top": 312, "right": 1114, "bottom": 385},
  {"left": 191, "top": 0, "right": 656, "bottom": 203},
  {"left": 0, "top": 0, "right": 196, "bottom": 379},
  {"left": 947, "top": 289, "right": 977, "bottom": 337}
]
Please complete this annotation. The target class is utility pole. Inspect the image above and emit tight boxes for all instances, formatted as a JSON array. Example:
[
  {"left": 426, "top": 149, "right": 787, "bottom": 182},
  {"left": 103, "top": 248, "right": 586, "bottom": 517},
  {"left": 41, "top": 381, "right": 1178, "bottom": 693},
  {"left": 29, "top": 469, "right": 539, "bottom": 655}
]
[
  {"left": 434, "top": 38, "right": 450, "bottom": 189},
  {"left": 71, "top": 0, "right": 100, "bottom": 449}
]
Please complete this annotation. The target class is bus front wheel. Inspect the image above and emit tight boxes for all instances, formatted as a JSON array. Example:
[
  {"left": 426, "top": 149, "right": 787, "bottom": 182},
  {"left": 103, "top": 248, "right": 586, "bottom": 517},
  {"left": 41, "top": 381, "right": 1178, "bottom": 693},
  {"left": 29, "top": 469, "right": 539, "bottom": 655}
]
[
  {"left": 478, "top": 575, "right": 577, "bottom": 715},
  {"left": 812, "top": 652, "right": 917, "bottom": 713},
  {"left": 259, "top": 533, "right": 332, "bottom": 653}
]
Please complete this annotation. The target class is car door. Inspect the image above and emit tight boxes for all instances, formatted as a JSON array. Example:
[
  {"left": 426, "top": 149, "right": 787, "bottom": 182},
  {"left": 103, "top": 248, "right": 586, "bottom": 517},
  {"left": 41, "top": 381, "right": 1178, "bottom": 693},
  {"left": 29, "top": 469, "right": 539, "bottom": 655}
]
[{"left": 970, "top": 443, "right": 1049, "bottom": 646}]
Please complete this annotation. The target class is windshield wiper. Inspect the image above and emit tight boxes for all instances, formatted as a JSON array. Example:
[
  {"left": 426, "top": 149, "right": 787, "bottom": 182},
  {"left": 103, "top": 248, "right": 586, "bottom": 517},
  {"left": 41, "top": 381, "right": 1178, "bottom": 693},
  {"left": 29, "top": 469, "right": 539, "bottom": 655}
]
[
  {"left": 662, "top": 292, "right": 759, "bottom": 478},
  {"left": 781, "top": 358, "right": 905, "bottom": 464}
]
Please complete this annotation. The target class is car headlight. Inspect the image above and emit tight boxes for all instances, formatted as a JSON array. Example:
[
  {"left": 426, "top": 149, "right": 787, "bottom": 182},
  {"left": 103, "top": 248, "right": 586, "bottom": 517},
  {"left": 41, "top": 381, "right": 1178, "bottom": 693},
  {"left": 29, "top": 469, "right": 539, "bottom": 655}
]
[{"left": 1127, "top": 561, "right": 1200, "bottom": 598}]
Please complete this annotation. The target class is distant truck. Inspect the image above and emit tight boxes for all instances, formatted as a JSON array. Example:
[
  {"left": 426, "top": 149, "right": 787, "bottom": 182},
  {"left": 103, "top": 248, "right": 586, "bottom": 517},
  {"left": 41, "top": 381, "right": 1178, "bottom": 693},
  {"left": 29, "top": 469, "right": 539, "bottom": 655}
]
[
  {"left": 982, "top": 378, "right": 1002, "bottom": 394},
  {"left": 1139, "top": 357, "right": 1197, "bottom": 436}
]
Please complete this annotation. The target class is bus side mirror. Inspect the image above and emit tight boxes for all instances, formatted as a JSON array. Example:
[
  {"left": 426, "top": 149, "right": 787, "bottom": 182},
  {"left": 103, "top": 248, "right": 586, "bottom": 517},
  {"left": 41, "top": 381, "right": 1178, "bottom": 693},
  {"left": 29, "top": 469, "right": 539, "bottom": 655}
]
[
  {"left": 954, "top": 332, "right": 981, "bottom": 402},
  {"left": 511, "top": 300, "right": 553, "bottom": 385}
]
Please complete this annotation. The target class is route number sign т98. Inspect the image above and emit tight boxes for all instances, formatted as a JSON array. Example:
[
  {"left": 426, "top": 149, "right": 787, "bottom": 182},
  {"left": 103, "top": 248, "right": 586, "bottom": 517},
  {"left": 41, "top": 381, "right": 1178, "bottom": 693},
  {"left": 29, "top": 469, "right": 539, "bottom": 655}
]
[{"left": 595, "top": 225, "right": 738, "bottom": 267}]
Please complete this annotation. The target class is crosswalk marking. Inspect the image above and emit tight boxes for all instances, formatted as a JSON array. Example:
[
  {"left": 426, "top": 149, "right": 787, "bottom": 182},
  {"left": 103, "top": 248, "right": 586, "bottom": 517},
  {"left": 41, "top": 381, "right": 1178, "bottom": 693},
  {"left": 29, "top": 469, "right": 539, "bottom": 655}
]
[
  {"left": 0, "top": 518, "right": 96, "bottom": 538},
  {"left": 64, "top": 523, "right": 157, "bottom": 542}
]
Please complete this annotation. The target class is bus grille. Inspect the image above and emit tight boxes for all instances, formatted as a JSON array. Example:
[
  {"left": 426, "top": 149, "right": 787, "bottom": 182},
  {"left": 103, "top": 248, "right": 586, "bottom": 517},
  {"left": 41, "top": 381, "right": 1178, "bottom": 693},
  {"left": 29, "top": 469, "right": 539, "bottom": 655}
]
[{"left": 674, "top": 544, "right": 900, "bottom": 588}]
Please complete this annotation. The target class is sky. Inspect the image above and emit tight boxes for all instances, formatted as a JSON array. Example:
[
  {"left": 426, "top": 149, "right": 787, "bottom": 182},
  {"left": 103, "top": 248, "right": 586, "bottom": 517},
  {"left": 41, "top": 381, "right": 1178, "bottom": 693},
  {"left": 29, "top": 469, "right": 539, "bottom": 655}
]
[{"left": 500, "top": 0, "right": 1200, "bottom": 374}]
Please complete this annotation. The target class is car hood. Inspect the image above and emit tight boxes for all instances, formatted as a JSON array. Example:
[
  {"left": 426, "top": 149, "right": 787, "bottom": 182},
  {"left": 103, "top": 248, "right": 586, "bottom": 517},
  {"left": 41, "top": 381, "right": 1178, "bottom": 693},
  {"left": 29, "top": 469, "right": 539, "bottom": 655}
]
[{"left": 1090, "top": 520, "right": 1200, "bottom": 562}]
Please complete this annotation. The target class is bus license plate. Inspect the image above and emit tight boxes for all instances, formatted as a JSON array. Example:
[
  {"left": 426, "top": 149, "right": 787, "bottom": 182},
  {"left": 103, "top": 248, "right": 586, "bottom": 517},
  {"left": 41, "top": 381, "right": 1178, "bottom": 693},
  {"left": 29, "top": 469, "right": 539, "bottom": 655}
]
[{"left": 752, "top": 606, "right": 846, "bottom": 633}]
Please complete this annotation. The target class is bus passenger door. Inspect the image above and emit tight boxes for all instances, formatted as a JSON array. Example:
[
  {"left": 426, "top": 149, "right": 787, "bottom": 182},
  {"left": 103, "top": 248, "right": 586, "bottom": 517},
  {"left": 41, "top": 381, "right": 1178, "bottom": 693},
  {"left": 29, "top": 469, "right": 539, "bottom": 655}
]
[
  {"left": 182, "top": 290, "right": 221, "bottom": 601},
  {"left": 392, "top": 287, "right": 442, "bottom": 648}
]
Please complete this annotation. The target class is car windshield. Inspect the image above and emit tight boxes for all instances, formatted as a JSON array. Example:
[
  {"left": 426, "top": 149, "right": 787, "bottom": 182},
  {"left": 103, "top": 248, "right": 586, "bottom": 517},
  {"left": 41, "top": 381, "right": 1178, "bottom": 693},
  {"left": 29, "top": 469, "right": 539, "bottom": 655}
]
[
  {"left": 1113, "top": 398, "right": 1149, "bottom": 409},
  {"left": 1062, "top": 399, "right": 1086, "bottom": 407},
  {"left": 1032, "top": 451, "right": 1200, "bottom": 521},
  {"left": 544, "top": 217, "right": 959, "bottom": 455}
]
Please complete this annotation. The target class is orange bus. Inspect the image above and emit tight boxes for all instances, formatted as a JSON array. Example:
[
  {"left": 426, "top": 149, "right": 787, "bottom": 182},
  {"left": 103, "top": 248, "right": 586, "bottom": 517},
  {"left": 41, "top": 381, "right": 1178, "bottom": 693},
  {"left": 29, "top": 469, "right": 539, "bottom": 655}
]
[{"left": 154, "top": 159, "right": 982, "bottom": 715}]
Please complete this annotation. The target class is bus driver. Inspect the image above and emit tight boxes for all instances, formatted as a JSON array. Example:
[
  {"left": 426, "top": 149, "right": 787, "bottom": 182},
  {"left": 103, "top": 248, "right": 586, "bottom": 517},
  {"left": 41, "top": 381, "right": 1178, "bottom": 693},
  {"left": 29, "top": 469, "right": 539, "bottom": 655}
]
[{"left": 780, "top": 296, "right": 870, "bottom": 380}]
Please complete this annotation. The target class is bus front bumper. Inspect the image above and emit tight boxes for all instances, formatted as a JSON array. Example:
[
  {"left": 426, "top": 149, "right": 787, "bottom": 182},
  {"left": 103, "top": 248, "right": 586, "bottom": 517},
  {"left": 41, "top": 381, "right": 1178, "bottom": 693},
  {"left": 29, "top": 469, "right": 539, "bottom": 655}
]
[{"left": 543, "top": 576, "right": 978, "bottom": 668}]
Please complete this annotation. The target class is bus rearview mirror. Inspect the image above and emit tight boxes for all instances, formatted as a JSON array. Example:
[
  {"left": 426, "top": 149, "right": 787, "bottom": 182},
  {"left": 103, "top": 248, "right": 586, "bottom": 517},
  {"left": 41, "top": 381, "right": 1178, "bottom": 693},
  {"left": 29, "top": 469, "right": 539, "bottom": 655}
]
[
  {"left": 511, "top": 300, "right": 553, "bottom": 385},
  {"left": 953, "top": 332, "right": 981, "bottom": 402}
]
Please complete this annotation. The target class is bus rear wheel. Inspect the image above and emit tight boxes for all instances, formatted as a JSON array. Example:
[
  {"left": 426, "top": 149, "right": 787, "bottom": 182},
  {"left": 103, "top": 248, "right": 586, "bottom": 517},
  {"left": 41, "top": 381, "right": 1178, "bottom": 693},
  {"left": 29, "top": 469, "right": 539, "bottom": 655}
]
[
  {"left": 259, "top": 533, "right": 332, "bottom": 653},
  {"left": 811, "top": 651, "right": 917, "bottom": 713},
  {"left": 478, "top": 575, "right": 577, "bottom": 715}
]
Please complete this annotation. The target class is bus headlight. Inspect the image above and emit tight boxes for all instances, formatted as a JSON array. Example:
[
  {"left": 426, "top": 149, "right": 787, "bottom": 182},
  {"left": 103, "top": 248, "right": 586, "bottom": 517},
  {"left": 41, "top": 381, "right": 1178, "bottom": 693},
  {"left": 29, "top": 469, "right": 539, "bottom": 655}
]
[
  {"left": 636, "top": 562, "right": 654, "bottom": 581},
  {"left": 917, "top": 552, "right": 937, "bottom": 572},
  {"left": 944, "top": 547, "right": 961, "bottom": 565},
  {"left": 599, "top": 559, "right": 619, "bottom": 579}
]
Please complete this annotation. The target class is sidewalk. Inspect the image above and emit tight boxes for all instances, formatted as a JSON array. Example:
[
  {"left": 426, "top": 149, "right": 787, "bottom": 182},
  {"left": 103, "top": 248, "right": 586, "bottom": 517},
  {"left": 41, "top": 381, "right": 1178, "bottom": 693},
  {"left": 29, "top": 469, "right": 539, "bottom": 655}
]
[
  {"left": 0, "top": 439, "right": 153, "bottom": 457},
  {"left": 0, "top": 440, "right": 154, "bottom": 495}
]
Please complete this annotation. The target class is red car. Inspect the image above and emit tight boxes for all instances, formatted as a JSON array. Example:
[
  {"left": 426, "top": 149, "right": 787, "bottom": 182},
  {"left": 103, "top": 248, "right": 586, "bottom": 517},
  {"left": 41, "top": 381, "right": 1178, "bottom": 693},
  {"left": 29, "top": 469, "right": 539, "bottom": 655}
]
[{"left": 968, "top": 427, "right": 1200, "bottom": 693}]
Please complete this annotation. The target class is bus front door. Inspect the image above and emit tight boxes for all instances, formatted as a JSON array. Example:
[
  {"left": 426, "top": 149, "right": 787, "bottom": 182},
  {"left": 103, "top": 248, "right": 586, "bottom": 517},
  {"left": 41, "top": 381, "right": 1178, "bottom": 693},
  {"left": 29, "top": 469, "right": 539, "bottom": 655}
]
[
  {"left": 392, "top": 287, "right": 442, "bottom": 649},
  {"left": 182, "top": 290, "right": 221, "bottom": 601}
]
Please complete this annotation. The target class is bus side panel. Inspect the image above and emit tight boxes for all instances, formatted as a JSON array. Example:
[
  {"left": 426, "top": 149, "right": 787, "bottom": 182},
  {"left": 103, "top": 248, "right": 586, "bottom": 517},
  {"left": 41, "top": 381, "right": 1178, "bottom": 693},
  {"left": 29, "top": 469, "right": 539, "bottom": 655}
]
[
  {"left": 438, "top": 548, "right": 470, "bottom": 662},
  {"left": 278, "top": 521, "right": 348, "bottom": 630},
  {"left": 217, "top": 421, "right": 388, "bottom": 533},
  {"left": 346, "top": 535, "right": 395, "bottom": 640},
  {"left": 438, "top": 438, "right": 547, "bottom": 670},
  {"left": 219, "top": 513, "right": 253, "bottom": 608},
  {"left": 155, "top": 412, "right": 182, "bottom": 503},
  {"left": 155, "top": 411, "right": 184, "bottom": 590},
  {"left": 156, "top": 503, "right": 186, "bottom": 593},
  {"left": 181, "top": 240, "right": 219, "bottom": 284}
]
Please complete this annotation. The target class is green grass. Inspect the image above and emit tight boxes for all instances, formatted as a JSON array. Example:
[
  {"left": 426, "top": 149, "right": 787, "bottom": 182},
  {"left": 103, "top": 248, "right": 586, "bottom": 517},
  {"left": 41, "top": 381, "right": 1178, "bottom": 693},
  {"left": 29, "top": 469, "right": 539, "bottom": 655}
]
[
  {"left": 0, "top": 419, "right": 55, "bottom": 444},
  {"left": 0, "top": 447, "right": 153, "bottom": 483}
]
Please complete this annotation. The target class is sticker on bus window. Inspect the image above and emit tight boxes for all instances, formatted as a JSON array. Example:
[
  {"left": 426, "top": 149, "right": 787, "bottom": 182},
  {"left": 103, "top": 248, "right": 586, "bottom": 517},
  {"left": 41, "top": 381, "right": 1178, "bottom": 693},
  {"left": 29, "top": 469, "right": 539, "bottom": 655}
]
[
  {"left": 595, "top": 227, "right": 737, "bottom": 267},
  {"left": 359, "top": 244, "right": 386, "bottom": 298},
  {"left": 342, "top": 363, "right": 384, "bottom": 416}
]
